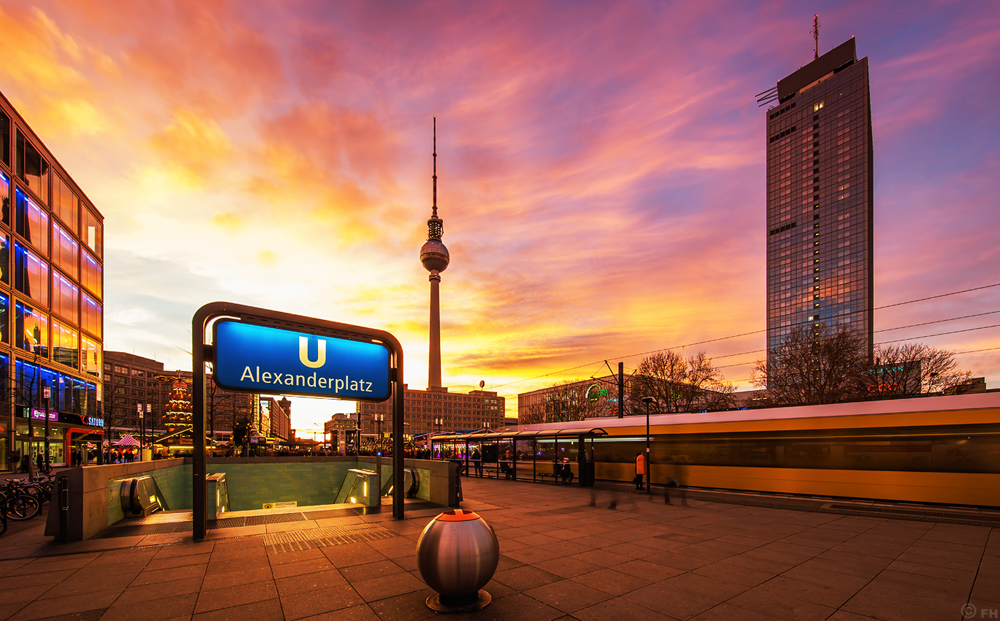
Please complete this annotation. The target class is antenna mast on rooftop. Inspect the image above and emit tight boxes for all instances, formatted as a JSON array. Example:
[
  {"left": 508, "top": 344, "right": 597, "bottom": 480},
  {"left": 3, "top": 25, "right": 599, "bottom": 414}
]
[{"left": 812, "top": 14, "right": 820, "bottom": 60}]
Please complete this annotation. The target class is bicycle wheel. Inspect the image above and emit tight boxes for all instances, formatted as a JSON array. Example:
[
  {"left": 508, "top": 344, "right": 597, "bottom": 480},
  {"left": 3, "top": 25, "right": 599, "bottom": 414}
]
[
  {"left": 4, "top": 494, "right": 41, "bottom": 521},
  {"left": 23, "top": 484, "right": 51, "bottom": 503}
]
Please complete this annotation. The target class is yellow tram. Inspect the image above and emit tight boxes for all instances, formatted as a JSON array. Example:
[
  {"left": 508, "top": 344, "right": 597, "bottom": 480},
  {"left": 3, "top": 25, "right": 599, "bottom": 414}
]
[{"left": 437, "top": 392, "right": 1000, "bottom": 507}]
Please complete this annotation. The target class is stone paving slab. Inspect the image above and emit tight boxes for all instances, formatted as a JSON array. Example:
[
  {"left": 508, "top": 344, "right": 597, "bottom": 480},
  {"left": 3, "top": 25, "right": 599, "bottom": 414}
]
[{"left": 0, "top": 477, "right": 996, "bottom": 620}]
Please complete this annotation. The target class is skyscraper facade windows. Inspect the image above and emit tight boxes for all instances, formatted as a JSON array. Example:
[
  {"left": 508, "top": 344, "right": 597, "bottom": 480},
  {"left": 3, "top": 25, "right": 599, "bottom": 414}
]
[
  {"left": 766, "top": 38, "right": 874, "bottom": 363},
  {"left": 1, "top": 90, "right": 104, "bottom": 470}
]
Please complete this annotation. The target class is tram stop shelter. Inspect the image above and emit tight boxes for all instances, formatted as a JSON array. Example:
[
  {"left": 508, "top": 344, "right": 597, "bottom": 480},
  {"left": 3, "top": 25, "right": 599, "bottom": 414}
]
[{"left": 429, "top": 427, "right": 607, "bottom": 485}]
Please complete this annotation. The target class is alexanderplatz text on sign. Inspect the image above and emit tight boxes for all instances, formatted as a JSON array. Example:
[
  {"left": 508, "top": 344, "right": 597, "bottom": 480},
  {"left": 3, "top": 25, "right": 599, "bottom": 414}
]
[{"left": 192, "top": 302, "right": 404, "bottom": 541}]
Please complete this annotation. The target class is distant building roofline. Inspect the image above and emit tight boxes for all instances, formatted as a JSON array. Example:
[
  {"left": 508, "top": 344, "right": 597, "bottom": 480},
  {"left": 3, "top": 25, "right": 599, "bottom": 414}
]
[{"left": 777, "top": 37, "right": 857, "bottom": 101}]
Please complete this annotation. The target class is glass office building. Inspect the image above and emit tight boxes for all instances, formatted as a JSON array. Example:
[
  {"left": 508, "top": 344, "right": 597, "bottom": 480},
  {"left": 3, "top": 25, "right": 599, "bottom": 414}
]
[
  {"left": 765, "top": 38, "right": 874, "bottom": 363},
  {"left": 0, "top": 90, "right": 104, "bottom": 470}
]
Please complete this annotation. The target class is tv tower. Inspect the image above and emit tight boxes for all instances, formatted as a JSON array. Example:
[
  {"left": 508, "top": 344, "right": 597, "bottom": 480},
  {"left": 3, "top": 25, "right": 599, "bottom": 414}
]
[{"left": 420, "top": 118, "right": 450, "bottom": 389}]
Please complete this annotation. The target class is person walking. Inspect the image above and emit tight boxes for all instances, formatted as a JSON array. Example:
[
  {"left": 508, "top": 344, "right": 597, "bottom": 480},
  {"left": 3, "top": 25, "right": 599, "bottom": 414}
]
[{"left": 634, "top": 451, "right": 646, "bottom": 490}]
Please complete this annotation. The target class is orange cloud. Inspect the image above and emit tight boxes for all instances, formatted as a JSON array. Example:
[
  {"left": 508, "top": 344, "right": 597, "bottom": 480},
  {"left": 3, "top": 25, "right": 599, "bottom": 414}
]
[{"left": 148, "top": 109, "right": 234, "bottom": 187}]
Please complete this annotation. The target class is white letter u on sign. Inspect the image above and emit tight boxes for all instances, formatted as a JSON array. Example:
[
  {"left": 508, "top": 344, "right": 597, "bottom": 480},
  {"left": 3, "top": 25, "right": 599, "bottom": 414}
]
[{"left": 298, "top": 336, "right": 326, "bottom": 369}]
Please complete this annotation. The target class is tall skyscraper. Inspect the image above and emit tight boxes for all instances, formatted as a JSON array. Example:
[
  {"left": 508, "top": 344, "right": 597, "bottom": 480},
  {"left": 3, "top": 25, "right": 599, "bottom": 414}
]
[
  {"left": 420, "top": 118, "right": 450, "bottom": 389},
  {"left": 764, "top": 37, "right": 874, "bottom": 364}
]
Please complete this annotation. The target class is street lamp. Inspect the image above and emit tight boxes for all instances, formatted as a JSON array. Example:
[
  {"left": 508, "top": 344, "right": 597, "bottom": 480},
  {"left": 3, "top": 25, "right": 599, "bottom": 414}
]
[
  {"left": 140, "top": 403, "right": 151, "bottom": 461},
  {"left": 434, "top": 417, "right": 443, "bottom": 458},
  {"left": 43, "top": 381, "right": 51, "bottom": 474},
  {"left": 375, "top": 413, "right": 385, "bottom": 500},
  {"left": 641, "top": 396, "right": 656, "bottom": 494},
  {"left": 375, "top": 414, "right": 385, "bottom": 454}
]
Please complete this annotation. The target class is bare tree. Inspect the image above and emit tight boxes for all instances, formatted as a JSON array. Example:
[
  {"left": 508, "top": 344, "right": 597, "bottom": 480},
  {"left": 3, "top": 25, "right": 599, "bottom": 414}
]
[
  {"left": 629, "top": 351, "right": 735, "bottom": 414},
  {"left": 543, "top": 380, "right": 603, "bottom": 422},
  {"left": 518, "top": 398, "right": 546, "bottom": 425},
  {"left": 871, "top": 343, "right": 972, "bottom": 397},
  {"left": 752, "top": 326, "right": 869, "bottom": 406}
]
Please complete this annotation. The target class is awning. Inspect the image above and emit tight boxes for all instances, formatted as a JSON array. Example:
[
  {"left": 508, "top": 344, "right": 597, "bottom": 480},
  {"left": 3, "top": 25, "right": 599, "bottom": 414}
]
[
  {"left": 430, "top": 427, "right": 607, "bottom": 442},
  {"left": 115, "top": 434, "right": 140, "bottom": 447}
]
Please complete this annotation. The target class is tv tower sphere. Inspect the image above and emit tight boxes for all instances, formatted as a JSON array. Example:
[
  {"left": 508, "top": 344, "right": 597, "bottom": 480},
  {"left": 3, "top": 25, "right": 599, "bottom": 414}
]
[
  {"left": 421, "top": 117, "right": 449, "bottom": 275},
  {"left": 421, "top": 234, "right": 450, "bottom": 274}
]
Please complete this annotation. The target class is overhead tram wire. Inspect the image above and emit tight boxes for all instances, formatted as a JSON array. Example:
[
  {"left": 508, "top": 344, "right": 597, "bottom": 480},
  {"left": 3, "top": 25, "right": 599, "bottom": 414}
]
[
  {"left": 874, "top": 309, "right": 1000, "bottom": 333},
  {"left": 710, "top": 320, "right": 1000, "bottom": 374},
  {"left": 493, "top": 315, "right": 1000, "bottom": 395},
  {"left": 874, "top": 282, "right": 1000, "bottom": 311},
  {"left": 487, "top": 283, "right": 1000, "bottom": 392}
]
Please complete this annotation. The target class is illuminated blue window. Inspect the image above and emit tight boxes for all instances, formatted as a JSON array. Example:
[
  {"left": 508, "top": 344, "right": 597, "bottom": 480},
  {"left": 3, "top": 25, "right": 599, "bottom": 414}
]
[
  {"left": 14, "top": 241, "right": 48, "bottom": 306},
  {"left": 0, "top": 170, "right": 9, "bottom": 224},
  {"left": 15, "top": 300, "right": 48, "bottom": 357},
  {"left": 15, "top": 188, "right": 49, "bottom": 255},
  {"left": 0, "top": 292, "right": 7, "bottom": 343}
]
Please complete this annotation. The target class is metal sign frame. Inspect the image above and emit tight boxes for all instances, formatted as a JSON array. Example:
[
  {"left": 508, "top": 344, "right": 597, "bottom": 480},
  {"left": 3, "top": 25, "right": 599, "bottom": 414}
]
[{"left": 192, "top": 301, "right": 405, "bottom": 541}]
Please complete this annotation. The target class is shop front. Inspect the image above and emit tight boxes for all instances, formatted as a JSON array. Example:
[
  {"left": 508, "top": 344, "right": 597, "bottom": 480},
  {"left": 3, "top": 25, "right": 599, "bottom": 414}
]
[{"left": 12, "top": 408, "right": 104, "bottom": 470}]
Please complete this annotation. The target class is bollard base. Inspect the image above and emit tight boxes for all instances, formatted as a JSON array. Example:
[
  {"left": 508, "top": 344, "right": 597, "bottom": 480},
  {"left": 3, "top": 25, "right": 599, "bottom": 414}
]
[{"left": 425, "top": 590, "right": 491, "bottom": 613}]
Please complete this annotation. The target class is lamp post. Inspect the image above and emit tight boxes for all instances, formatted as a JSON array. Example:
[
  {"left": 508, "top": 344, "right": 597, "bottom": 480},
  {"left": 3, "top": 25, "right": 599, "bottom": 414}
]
[
  {"left": 375, "top": 414, "right": 385, "bottom": 454},
  {"left": 135, "top": 403, "right": 142, "bottom": 461},
  {"left": 43, "top": 381, "right": 51, "bottom": 474},
  {"left": 139, "top": 403, "right": 150, "bottom": 461},
  {"left": 375, "top": 413, "right": 384, "bottom": 500},
  {"left": 24, "top": 383, "right": 34, "bottom": 481},
  {"left": 602, "top": 360, "right": 635, "bottom": 418},
  {"left": 135, "top": 403, "right": 146, "bottom": 461},
  {"left": 434, "top": 417, "right": 443, "bottom": 458},
  {"left": 641, "top": 397, "right": 655, "bottom": 494}
]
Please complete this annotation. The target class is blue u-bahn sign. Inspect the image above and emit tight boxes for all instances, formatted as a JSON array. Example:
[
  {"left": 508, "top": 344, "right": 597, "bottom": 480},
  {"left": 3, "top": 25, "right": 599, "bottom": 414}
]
[{"left": 213, "top": 320, "right": 391, "bottom": 401}]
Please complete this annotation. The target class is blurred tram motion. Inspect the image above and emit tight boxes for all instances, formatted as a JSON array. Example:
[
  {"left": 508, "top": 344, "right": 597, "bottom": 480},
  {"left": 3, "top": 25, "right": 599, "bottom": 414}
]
[{"left": 521, "top": 393, "right": 1000, "bottom": 507}]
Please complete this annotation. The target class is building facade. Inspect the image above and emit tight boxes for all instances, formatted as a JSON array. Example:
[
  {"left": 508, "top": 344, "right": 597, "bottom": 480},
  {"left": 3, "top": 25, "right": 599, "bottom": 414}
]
[
  {"left": 357, "top": 385, "right": 504, "bottom": 439},
  {"left": 765, "top": 38, "right": 874, "bottom": 363},
  {"left": 260, "top": 396, "right": 291, "bottom": 442},
  {"left": 518, "top": 375, "right": 621, "bottom": 425},
  {"left": 1, "top": 91, "right": 104, "bottom": 470},
  {"left": 103, "top": 352, "right": 167, "bottom": 440},
  {"left": 104, "top": 351, "right": 257, "bottom": 448}
]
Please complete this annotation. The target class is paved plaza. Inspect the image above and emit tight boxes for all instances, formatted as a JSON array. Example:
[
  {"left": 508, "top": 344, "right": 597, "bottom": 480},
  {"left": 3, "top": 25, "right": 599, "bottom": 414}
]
[{"left": 0, "top": 475, "right": 998, "bottom": 620}]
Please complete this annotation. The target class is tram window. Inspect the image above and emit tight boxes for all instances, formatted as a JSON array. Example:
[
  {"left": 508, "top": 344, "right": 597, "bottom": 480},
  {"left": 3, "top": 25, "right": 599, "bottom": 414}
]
[{"left": 591, "top": 430, "right": 1000, "bottom": 475}]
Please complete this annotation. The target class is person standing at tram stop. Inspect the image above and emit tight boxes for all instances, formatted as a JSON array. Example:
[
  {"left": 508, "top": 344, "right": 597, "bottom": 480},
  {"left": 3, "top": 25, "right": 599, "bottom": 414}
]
[
  {"left": 634, "top": 451, "right": 646, "bottom": 490},
  {"left": 472, "top": 447, "right": 483, "bottom": 477}
]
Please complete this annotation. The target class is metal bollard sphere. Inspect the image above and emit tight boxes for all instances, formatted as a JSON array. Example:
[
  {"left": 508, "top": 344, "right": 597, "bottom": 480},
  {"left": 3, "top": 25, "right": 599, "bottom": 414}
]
[{"left": 415, "top": 509, "right": 499, "bottom": 612}]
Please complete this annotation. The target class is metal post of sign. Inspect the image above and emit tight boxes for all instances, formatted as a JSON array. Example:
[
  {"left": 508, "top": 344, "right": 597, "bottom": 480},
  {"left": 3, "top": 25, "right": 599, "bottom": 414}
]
[
  {"left": 375, "top": 414, "right": 382, "bottom": 501},
  {"left": 192, "top": 308, "right": 210, "bottom": 541},
  {"left": 391, "top": 357, "right": 405, "bottom": 520},
  {"left": 193, "top": 301, "right": 406, "bottom": 541}
]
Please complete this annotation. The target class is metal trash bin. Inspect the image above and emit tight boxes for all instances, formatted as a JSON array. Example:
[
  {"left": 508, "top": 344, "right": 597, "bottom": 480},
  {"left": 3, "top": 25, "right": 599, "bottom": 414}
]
[{"left": 415, "top": 509, "right": 499, "bottom": 612}]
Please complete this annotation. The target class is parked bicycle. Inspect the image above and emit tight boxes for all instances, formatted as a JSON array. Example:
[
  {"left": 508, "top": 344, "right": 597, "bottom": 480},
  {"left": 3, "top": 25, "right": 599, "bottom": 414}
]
[{"left": 0, "top": 481, "right": 43, "bottom": 523}]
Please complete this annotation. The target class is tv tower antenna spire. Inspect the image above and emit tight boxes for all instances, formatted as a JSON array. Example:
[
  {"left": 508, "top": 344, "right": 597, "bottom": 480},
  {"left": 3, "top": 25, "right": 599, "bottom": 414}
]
[
  {"left": 813, "top": 14, "right": 820, "bottom": 60},
  {"left": 432, "top": 117, "right": 438, "bottom": 218}
]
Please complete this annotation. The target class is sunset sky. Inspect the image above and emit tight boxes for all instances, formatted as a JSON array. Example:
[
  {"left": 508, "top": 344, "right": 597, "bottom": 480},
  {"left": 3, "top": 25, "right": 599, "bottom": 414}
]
[{"left": 1, "top": 0, "right": 998, "bottom": 432}]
